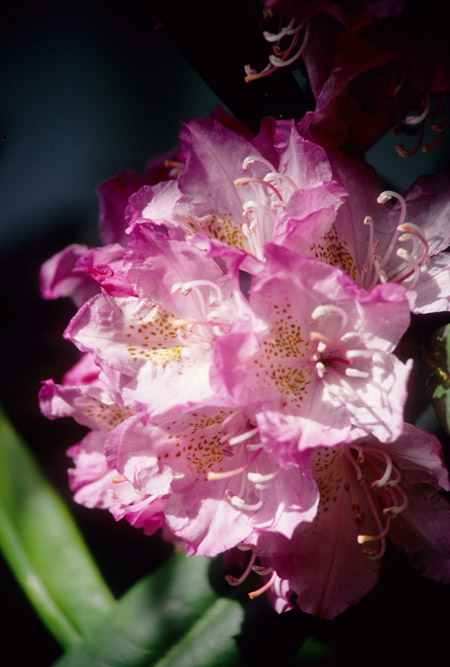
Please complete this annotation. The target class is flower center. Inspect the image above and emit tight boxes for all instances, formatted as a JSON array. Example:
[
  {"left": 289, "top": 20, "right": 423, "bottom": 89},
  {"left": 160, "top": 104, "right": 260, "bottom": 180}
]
[
  {"left": 309, "top": 305, "right": 372, "bottom": 389},
  {"left": 234, "top": 154, "right": 296, "bottom": 260},
  {"left": 171, "top": 279, "right": 233, "bottom": 344}
]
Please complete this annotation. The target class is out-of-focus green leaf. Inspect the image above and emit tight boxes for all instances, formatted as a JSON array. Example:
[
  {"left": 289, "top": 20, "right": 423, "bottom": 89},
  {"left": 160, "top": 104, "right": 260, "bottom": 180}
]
[
  {"left": 54, "top": 552, "right": 244, "bottom": 667},
  {"left": 295, "top": 637, "right": 337, "bottom": 665},
  {"left": 0, "top": 407, "right": 114, "bottom": 648},
  {"left": 424, "top": 323, "right": 450, "bottom": 435}
]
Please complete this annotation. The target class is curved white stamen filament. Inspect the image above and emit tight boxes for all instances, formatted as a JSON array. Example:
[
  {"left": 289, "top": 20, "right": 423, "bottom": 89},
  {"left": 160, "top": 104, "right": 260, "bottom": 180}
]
[
  {"left": 340, "top": 331, "right": 363, "bottom": 344},
  {"left": 344, "top": 447, "right": 364, "bottom": 484},
  {"left": 207, "top": 447, "right": 262, "bottom": 481},
  {"left": 228, "top": 427, "right": 260, "bottom": 447},
  {"left": 247, "top": 469, "right": 280, "bottom": 484},
  {"left": 344, "top": 349, "right": 375, "bottom": 360},
  {"left": 171, "top": 279, "right": 223, "bottom": 303},
  {"left": 242, "top": 154, "right": 276, "bottom": 172},
  {"left": 268, "top": 21, "right": 310, "bottom": 68},
  {"left": 363, "top": 447, "right": 394, "bottom": 488},
  {"left": 345, "top": 368, "right": 369, "bottom": 378},
  {"left": 377, "top": 191, "right": 407, "bottom": 270},
  {"left": 242, "top": 155, "right": 297, "bottom": 196},
  {"left": 385, "top": 465, "right": 402, "bottom": 488},
  {"left": 262, "top": 17, "right": 300, "bottom": 42},
  {"left": 357, "top": 514, "right": 391, "bottom": 547},
  {"left": 263, "top": 171, "right": 298, "bottom": 193},
  {"left": 358, "top": 483, "right": 390, "bottom": 560},
  {"left": 248, "top": 570, "right": 277, "bottom": 599},
  {"left": 398, "top": 223, "right": 429, "bottom": 265},
  {"left": 311, "top": 304, "right": 349, "bottom": 332},
  {"left": 383, "top": 483, "right": 409, "bottom": 514},
  {"left": 252, "top": 565, "right": 273, "bottom": 576},
  {"left": 405, "top": 93, "right": 431, "bottom": 125},
  {"left": 244, "top": 20, "right": 309, "bottom": 83},
  {"left": 234, "top": 176, "right": 284, "bottom": 201},
  {"left": 225, "top": 552, "right": 257, "bottom": 586},
  {"left": 226, "top": 490, "right": 263, "bottom": 512}
]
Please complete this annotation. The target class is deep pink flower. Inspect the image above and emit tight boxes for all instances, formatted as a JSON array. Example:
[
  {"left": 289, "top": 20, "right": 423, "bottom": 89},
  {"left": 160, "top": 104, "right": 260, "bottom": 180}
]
[
  {"left": 41, "top": 354, "right": 319, "bottom": 556},
  {"left": 237, "top": 423, "right": 450, "bottom": 618},
  {"left": 63, "top": 228, "right": 247, "bottom": 417},
  {"left": 104, "top": 406, "right": 319, "bottom": 556},
  {"left": 135, "top": 119, "right": 347, "bottom": 272},
  {"left": 326, "top": 153, "right": 450, "bottom": 313},
  {"left": 39, "top": 354, "right": 167, "bottom": 535},
  {"left": 211, "top": 245, "right": 412, "bottom": 453},
  {"left": 125, "top": 118, "right": 448, "bottom": 316},
  {"left": 40, "top": 115, "right": 450, "bottom": 617}
]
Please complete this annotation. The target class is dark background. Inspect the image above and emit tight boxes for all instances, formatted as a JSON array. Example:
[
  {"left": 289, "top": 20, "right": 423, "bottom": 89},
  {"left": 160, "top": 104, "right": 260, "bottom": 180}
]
[{"left": 1, "top": 2, "right": 449, "bottom": 665}]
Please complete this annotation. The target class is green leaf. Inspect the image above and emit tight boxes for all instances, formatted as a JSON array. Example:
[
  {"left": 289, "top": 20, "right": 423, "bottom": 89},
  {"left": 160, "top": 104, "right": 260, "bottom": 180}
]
[
  {"left": 0, "top": 407, "right": 114, "bottom": 648},
  {"left": 295, "top": 637, "right": 337, "bottom": 665},
  {"left": 54, "top": 552, "right": 244, "bottom": 667},
  {"left": 424, "top": 323, "right": 450, "bottom": 435}
]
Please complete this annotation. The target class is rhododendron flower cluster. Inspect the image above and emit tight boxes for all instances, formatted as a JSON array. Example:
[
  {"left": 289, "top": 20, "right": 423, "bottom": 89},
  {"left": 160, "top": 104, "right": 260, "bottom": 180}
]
[{"left": 40, "top": 116, "right": 450, "bottom": 619}]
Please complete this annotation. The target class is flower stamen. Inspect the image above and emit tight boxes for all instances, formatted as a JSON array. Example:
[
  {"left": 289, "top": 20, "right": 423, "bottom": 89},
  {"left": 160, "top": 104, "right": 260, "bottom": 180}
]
[
  {"left": 234, "top": 176, "right": 284, "bottom": 202},
  {"left": 248, "top": 570, "right": 277, "bottom": 599},
  {"left": 207, "top": 447, "right": 262, "bottom": 481},
  {"left": 244, "top": 19, "right": 309, "bottom": 83},
  {"left": 226, "top": 489, "right": 264, "bottom": 511},
  {"left": 225, "top": 552, "right": 257, "bottom": 586}
]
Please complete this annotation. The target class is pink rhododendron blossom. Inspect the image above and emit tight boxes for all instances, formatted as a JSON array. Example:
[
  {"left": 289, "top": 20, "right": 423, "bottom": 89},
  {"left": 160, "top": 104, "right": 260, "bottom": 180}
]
[
  {"left": 105, "top": 407, "right": 319, "bottom": 556},
  {"left": 40, "top": 242, "right": 134, "bottom": 306},
  {"left": 325, "top": 153, "right": 450, "bottom": 313},
  {"left": 63, "top": 229, "right": 246, "bottom": 417},
  {"left": 211, "top": 245, "right": 412, "bottom": 452},
  {"left": 41, "top": 354, "right": 319, "bottom": 556},
  {"left": 120, "top": 118, "right": 448, "bottom": 316},
  {"left": 231, "top": 423, "right": 450, "bottom": 618},
  {"left": 39, "top": 354, "right": 167, "bottom": 535},
  {"left": 135, "top": 119, "right": 347, "bottom": 271},
  {"left": 40, "top": 114, "right": 450, "bottom": 619}
]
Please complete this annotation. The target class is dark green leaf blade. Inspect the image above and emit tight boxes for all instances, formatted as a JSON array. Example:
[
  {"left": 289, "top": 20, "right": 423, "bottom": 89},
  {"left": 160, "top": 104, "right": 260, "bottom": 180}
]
[
  {"left": 54, "top": 552, "right": 244, "bottom": 667},
  {"left": 0, "top": 407, "right": 114, "bottom": 647}
]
